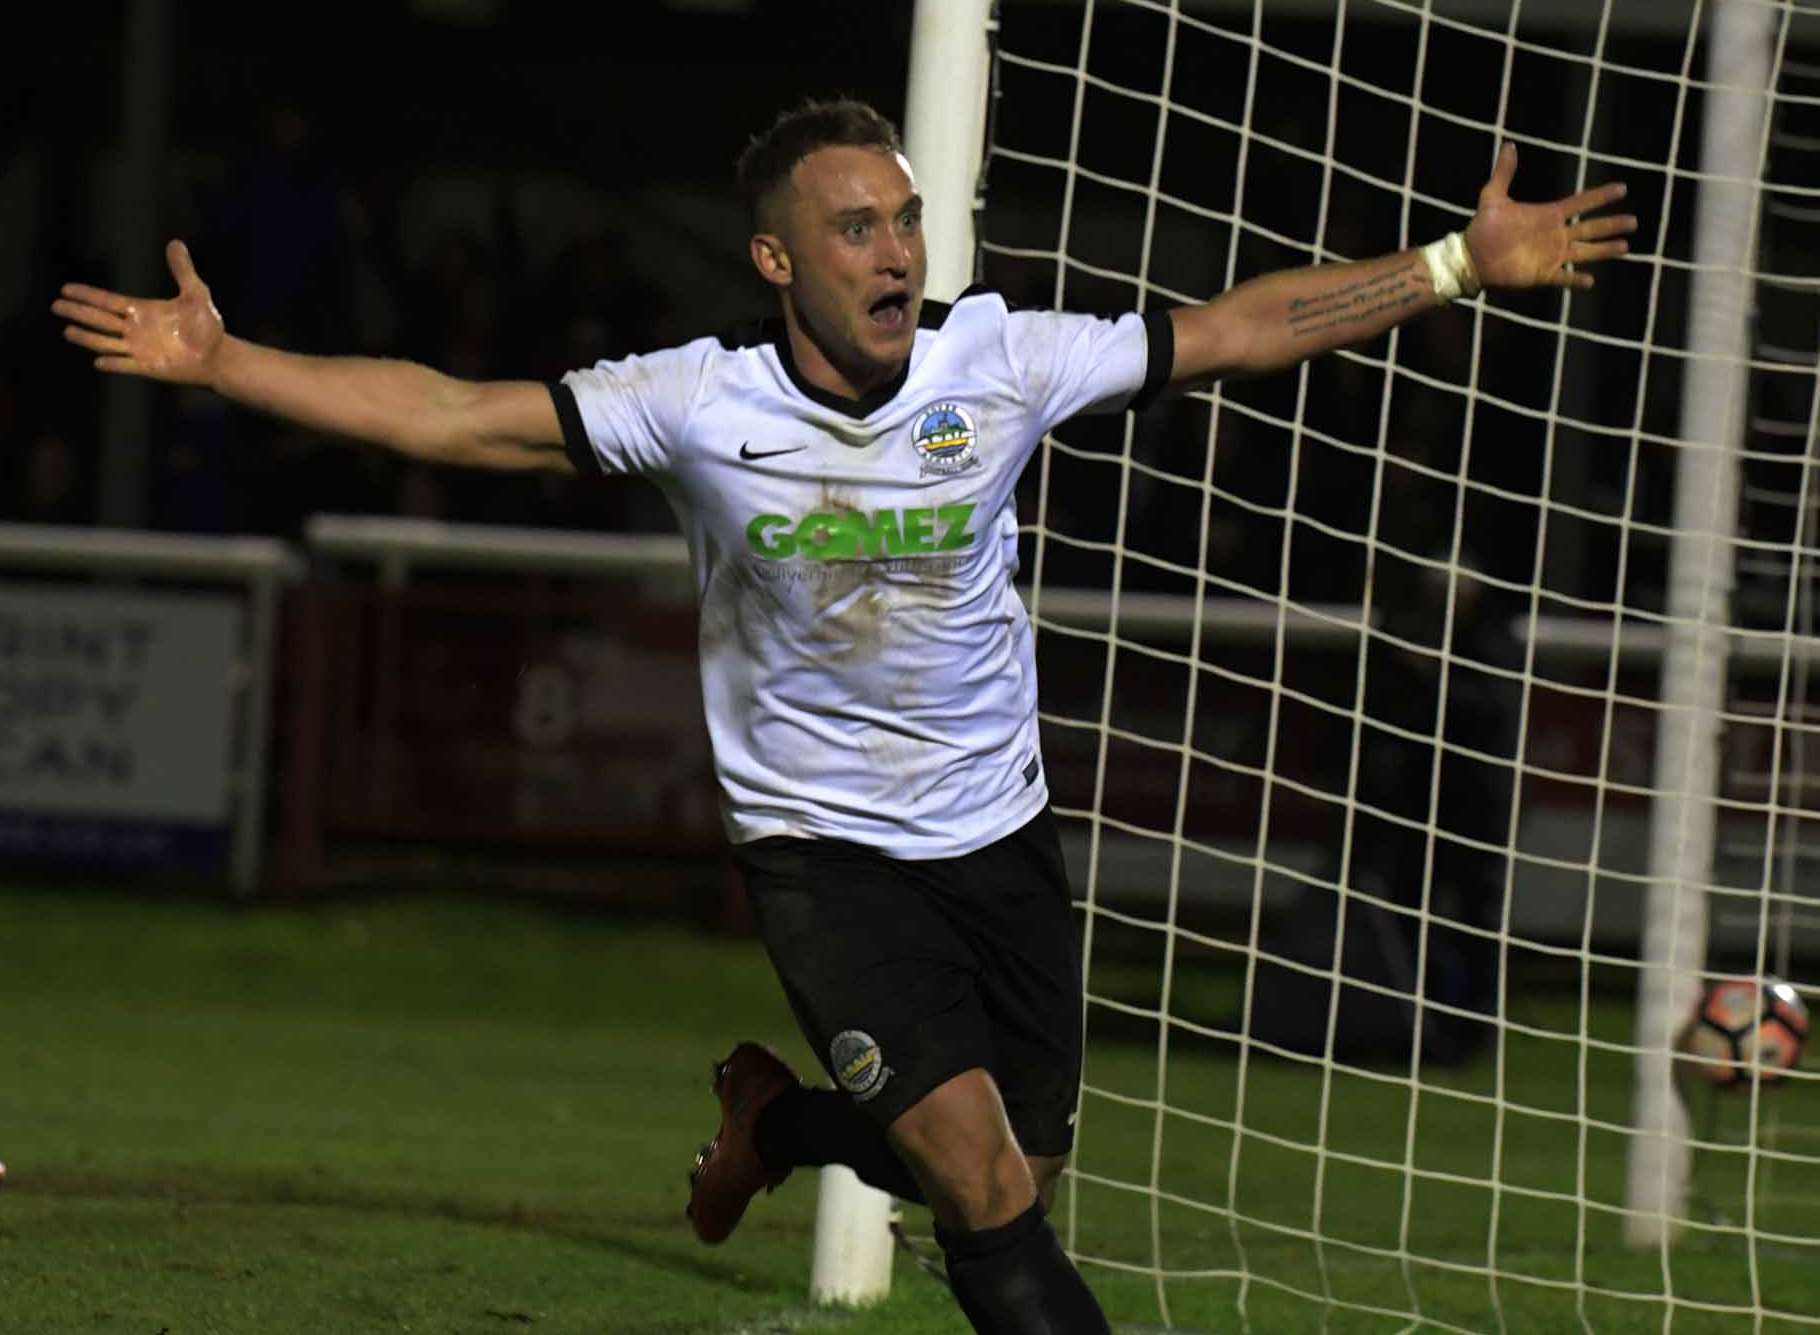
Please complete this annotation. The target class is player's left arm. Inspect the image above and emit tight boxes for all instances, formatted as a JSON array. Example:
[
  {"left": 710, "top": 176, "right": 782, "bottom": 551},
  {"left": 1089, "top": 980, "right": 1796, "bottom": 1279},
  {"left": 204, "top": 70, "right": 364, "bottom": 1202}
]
[{"left": 1164, "top": 143, "right": 1636, "bottom": 391}]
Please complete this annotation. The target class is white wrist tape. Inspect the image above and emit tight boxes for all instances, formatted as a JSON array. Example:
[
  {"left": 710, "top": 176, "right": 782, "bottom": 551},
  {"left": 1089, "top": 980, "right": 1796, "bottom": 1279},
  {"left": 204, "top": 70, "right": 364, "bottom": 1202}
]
[{"left": 1422, "top": 231, "right": 1482, "bottom": 303}]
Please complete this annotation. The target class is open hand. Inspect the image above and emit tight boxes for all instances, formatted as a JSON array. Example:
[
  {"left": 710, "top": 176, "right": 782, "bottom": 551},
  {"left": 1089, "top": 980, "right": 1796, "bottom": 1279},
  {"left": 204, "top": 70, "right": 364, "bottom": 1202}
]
[
  {"left": 52, "top": 240, "right": 225, "bottom": 385},
  {"left": 1464, "top": 144, "right": 1636, "bottom": 291}
]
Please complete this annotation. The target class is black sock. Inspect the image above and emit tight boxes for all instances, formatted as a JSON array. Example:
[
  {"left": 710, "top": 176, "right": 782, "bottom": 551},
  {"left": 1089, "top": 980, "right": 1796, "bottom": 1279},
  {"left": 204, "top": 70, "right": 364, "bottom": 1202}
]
[
  {"left": 936, "top": 1203, "right": 1111, "bottom": 1335},
  {"left": 753, "top": 1085, "right": 927, "bottom": 1205}
]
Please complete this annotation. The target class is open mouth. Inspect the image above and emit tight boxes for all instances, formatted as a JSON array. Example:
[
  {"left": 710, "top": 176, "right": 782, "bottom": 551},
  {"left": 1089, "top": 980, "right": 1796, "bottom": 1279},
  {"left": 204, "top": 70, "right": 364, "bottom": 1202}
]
[{"left": 867, "top": 292, "right": 911, "bottom": 330}]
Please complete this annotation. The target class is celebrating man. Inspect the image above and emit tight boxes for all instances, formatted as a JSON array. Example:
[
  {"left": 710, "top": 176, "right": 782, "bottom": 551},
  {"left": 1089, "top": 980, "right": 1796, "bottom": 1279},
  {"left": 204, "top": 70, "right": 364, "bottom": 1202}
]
[{"left": 55, "top": 98, "right": 1631, "bottom": 1334}]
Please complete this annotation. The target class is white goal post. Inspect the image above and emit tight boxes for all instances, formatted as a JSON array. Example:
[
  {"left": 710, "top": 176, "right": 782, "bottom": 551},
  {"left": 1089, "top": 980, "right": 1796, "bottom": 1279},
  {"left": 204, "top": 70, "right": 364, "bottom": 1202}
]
[{"left": 1624, "top": 0, "right": 1774, "bottom": 1254}]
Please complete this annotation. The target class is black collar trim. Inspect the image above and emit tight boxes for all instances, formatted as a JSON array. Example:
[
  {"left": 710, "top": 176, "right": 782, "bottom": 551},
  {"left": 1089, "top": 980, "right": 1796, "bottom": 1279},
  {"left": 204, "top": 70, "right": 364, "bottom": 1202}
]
[
  {"left": 772, "top": 322, "right": 912, "bottom": 418},
  {"left": 716, "top": 285, "right": 995, "bottom": 421}
]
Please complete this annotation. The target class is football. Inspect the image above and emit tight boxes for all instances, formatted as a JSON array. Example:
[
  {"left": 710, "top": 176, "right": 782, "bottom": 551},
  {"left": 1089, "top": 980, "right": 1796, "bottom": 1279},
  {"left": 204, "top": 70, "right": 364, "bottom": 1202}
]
[{"left": 1679, "top": 976, "right": 1810, "bottom": 1087}]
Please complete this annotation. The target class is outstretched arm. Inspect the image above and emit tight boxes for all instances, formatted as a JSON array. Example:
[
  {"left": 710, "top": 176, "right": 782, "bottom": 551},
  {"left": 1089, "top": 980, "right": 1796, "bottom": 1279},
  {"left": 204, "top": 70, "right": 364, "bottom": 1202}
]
[
  {"left": 53, "top": 241, "right": 572, "bottom": 473},
  {"left": 1166, "top": 143, "right": 1636, "bottom": 389}
]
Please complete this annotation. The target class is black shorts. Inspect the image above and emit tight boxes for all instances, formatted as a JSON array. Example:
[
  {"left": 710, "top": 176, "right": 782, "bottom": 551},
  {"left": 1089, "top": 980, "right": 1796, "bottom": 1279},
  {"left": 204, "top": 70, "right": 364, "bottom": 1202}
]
[{"left": 734, "top": 807, "right": 1084, "bottom": 1157}]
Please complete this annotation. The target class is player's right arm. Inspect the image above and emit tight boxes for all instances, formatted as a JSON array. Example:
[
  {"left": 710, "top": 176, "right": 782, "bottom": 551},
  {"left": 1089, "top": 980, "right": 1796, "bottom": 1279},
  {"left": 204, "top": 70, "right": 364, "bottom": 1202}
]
[{"left": 53, "top": 240, "right": 573, "bottom": 475}]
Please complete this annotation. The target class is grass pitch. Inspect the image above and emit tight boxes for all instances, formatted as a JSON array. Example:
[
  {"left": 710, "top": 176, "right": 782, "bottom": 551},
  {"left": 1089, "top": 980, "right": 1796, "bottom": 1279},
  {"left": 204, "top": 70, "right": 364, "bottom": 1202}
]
[
  {"left": 0, "top": 881, "right": 1813, "bottom": 1333},
  {"left": 0, "top": 882, "right": 953, "bottom": 1334}
]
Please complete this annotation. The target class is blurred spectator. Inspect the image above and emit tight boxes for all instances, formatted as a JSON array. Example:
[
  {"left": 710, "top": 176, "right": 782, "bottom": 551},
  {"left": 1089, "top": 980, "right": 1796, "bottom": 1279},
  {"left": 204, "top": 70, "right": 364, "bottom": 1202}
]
[
  {"left": 339, "top": 172, "right": 408, "bottom": 357},
  {"left": 178, "top": 102, "right": 367, "bottom": 538},
  {"left": 0, "top": 319, "right": 97, "bottom": 526},
  {"left": 515, "top": 227, "right": 677, "bottom": 532},
  {"left": 10, "top": 429, "right": 88, "bottom": 526},
  {"left": 1358, "top": 542, "right": 1520, "bottom": 1041},
  {"left": 154, "top": 388, "right": 233, "bottom": 533},
  {"left": 406, "top": 230, "right": 502, "bottom": 379},
  {"left": 202, "top": 103, "right": 352, "bottom": 353},
  {"left": 536, "top": 227, "right": 670, "bottom": 373},
  {"left": 1242, "top": 538, "right": 1519, "bottom": 1069},
  {"left": 397, "top": 463, "right": 453, "bottom": 520}
]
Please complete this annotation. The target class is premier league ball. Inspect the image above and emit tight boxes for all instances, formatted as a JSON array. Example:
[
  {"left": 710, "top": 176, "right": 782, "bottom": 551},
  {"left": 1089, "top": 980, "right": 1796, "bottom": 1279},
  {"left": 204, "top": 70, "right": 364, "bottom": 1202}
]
[{"left": 1679, "top": 977, "right": 1809, "bottom": 1088}]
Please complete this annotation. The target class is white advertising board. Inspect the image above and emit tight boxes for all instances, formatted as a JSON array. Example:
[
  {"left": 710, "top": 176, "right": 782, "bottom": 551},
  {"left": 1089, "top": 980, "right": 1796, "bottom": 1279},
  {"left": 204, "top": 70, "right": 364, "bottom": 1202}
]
[{"left": 0, "top": 582, "right": 242, "bottom": 824}]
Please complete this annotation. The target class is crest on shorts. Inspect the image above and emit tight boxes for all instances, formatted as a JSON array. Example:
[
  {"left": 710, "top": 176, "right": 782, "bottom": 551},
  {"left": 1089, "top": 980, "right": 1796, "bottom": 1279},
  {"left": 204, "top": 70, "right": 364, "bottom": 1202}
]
[
  {"left": 830, "top": 1029, "right": 892, "bottom": 1102},
  {"left": 909, "top": 401, "right": 980, "bottom": 476}
]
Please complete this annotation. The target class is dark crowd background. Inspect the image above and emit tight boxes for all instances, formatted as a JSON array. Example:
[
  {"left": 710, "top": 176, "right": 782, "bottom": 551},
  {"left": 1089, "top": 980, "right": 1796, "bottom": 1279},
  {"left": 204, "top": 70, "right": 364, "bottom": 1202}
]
[
  {"left": 1, "top": 0, "right": 923, "bottom": 541},
  {"left": 0, "top": 0, "right": 1739, "bottom": 621}
]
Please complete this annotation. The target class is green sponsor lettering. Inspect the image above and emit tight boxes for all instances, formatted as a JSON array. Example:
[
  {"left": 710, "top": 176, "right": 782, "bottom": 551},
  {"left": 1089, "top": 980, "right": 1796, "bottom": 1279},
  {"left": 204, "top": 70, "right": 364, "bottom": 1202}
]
[
  {"left": 899, "top": 508, "right": 935, "bottom": 554},
  {"left": 744, "top": 507, "right": 977, "bottom": 561},
  {"left": 794, "top": 512, "right": 859, "bottom": 561},
  {"left": 847, "top": 509, "right": 896, "bottom": 558},
  {"left": 935, "top": 503, "right": 976, "bottom": 551},
  {"left": 747, "top": 514, "right": 795, "bottom": 558},
  {"left": 877, "top": 510, "right": 907, "bottom": 557}
]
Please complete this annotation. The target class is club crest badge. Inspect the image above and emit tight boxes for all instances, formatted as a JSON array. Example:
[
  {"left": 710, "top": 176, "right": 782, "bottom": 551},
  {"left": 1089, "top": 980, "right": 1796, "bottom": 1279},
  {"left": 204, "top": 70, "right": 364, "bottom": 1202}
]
[
  {"left": 909, "top": 401, "right": 980, "bottom": 476},
  {"left": 830, "top": 1029, "right": 892, "bottom": 1103}
]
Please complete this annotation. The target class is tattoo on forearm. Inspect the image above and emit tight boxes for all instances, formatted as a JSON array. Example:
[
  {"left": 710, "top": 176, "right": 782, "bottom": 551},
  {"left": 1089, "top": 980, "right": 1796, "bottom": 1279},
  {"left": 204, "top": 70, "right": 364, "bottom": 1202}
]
[{"left": 1286, "top": 260, "right": 1425, "bottom": 339}]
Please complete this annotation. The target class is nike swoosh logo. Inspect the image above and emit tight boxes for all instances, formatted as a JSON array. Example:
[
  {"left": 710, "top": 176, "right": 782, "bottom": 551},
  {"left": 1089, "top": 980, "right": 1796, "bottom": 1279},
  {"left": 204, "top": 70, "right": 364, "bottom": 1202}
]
[{"left": 739, "top": 442, "right": 807, "bottom": 461}]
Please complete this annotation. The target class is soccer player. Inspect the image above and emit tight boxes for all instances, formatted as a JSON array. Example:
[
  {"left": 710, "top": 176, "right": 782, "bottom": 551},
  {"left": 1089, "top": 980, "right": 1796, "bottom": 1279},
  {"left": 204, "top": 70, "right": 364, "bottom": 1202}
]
[{"left": 54, "top": 99, "right": 1633, "bottom": 1334}]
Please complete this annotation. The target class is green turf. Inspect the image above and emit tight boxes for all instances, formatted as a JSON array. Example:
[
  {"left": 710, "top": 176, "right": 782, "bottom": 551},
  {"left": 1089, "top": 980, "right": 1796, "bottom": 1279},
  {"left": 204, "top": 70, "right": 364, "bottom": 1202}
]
[
  {"left": 1069, "top": 956, "right": 1820, "bottom": 1333},
  {"left": 0, "top": 883, "right": 1812, "bottom": 1333}
]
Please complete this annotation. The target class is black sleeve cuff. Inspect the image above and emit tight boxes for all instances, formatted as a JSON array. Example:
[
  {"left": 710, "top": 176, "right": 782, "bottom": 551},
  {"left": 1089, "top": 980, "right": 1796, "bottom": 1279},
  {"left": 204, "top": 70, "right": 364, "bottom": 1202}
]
[
  {"left": 547, "top": 381, "right": 601, "bottom": 477},
  {"left": 1128, "top": 308, "right": 1175, "bottom": 413}
]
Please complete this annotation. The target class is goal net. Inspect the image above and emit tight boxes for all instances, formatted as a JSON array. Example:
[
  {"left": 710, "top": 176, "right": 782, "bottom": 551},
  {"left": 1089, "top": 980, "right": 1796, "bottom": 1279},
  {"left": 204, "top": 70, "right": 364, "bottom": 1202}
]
[{"left": 978, "top": 0, "right": 1820, "bottom": 1329}]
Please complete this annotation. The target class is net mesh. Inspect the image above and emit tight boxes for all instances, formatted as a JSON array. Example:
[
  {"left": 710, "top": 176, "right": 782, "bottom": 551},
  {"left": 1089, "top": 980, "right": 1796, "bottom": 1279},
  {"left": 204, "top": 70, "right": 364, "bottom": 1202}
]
[{"left": 980, "top": 1, "right": 1820, "bottom": 1328}]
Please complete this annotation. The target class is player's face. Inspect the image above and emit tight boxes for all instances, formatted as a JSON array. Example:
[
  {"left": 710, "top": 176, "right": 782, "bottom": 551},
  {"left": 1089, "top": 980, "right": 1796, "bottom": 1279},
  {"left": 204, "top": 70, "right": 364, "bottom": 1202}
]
[{"left": 767, "top": 145, "right": 927, "bottom": 391}]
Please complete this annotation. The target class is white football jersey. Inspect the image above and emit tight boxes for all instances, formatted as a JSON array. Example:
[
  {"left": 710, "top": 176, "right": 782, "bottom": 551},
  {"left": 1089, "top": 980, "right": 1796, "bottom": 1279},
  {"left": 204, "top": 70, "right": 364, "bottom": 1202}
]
[{"left": 552, "top": 288, "right": 1172, "bottom": 858}]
